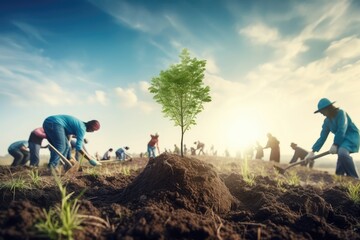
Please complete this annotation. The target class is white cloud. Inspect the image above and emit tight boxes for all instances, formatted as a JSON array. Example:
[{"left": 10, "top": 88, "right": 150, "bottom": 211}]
[
  {"left": 326, "top": 36, "right": 360, "bottom": 60},
  {"left": 88, "top": 90, "right": 108, "bottom": 105},
  {"left": 139, "top": 81, "right": 150, "bottom": 93},
  {"left": 36, "top": 81, "right": 74, "bottom": 106},
  {"left": 204, "top": 56, "right": 219, "bottom": 74},
  {"left": 115, "top": 87, "right": 138, "bottom": 108},
  {"left": 239, "top": 23, "right": 279, "bottom": 45}
]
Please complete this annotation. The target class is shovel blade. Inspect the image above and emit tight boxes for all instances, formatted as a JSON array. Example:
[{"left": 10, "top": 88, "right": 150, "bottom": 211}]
[
  {"left": 273, "top": 165, "right": 286, "bottom": 175},
  {"left": 64, "top": 161, "right": 80, "bottom": 176}
]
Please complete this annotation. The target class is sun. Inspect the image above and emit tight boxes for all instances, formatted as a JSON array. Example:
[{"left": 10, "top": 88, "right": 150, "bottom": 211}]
[{"left": 223, "top": 111, "right": 265, "bottom": 151}]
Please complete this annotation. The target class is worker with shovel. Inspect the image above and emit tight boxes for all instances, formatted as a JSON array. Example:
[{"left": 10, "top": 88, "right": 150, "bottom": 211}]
[
  {"left": 304, "top": 98, "right": 359, "bottom": 179},
  {"left": 42, "top": 114, "right": 101, "bottom": 172},
  {"left": 289, "top": 143, "right": 312, "bottom": 168}
]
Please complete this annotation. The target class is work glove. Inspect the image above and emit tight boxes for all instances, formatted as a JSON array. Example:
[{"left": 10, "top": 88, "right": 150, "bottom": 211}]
[
  {"left": 305, "top": 152, "right": 314, "bottom": 160},
  {"left": 304, "top": 152, "right": 315, "bottom": 165},
  {"left": 329, "top": 144, "right": 338, "bottom": 154}
]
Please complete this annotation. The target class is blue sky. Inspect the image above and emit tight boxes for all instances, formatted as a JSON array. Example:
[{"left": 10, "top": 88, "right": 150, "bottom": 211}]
[{"left": 1, "top": 0, "right": 360, "bottom": 161}]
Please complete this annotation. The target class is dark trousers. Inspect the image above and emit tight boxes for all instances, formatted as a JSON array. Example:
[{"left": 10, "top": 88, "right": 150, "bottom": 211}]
[
  {"left": 9, "top": 149, "right": 29, "bottom": 166},
  {"left": 29, "top": 142, "right": 41, "bottom": 166}
]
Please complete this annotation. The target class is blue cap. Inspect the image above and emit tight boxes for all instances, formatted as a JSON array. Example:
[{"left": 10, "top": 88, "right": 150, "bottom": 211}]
[{"left": 314, "top": 98, "right": 335, "bottom": 113}]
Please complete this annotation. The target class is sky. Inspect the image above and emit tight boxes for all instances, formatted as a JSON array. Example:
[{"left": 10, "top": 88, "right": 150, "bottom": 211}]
[{"left": 1, "top": 0, "right": 360, "bottom": 162}]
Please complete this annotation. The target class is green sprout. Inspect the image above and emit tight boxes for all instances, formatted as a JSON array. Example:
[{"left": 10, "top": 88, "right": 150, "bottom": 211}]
[
  {"left": 240, "top": 158, "right": 256, "bottom": 186},
  {"left": 29, "top": 169, "right": 42, "bottom": 187},
  {"left": 36, "top": 172, "right": 84, "bottom": 240},
  {"left": 0, "top": 176, "right": 32, "bottom": 200},
  {"left": 346, "top": 182, "right": 360, "bottom": 204},
  {"left": 286, "top": 171, "right": 301, "bottom": 186}
]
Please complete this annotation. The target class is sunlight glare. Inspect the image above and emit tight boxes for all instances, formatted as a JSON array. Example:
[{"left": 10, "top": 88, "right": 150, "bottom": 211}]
[{"left": 223, "top": 110, "right": 265, "bottom": 152}]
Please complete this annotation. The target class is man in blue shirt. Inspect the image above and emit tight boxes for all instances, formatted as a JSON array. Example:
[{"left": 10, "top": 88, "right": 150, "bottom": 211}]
[
  {"left": 43, "top": 115, "right": 100, "bottom": 169},
  {"left": 115, "top": 146, "right": 131, "bottom": 161},
  {"left": 8, "top": 140, "right": 29, "bottom": 167},
  {"left": 305, "top": 98, "right": 359, "bottom": 178}
]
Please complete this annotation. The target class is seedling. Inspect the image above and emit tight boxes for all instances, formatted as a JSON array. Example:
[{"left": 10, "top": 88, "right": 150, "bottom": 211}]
[
  {"left": 346, "top": 182, "right": 360, "bottom": 204},
  {"left": 0, "top": 176, "right": 32, "bottom": 200},
  {"left": 29, "top": 169, "right": 42, "bottom": 187},
  {"left": 119, "top": 166, "right": 131, "bottom": 176},
  {"left": 240, "top": 158, "right": 256, "bottom": 186},
  {"left": 286, "top": 171, "right": 301, "bottom": 186},
  {"left": 36, "top": 172, "right": 84, "bottom": 240}
]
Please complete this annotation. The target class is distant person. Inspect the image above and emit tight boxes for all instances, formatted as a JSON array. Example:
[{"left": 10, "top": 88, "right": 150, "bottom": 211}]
[
  {"left": 289, "top": 143, "right": 312, "bottom": 168},
  {"left": 190, "top": 147, "right": 196, "bottom": 156},
  {"left": 264, "top": 133, "right": 280, "bottom": 162},
  {"left": 116, "top": 146, "right": 131, "bottom": 161},
  {"left": 194, "top": 141, "right": 205, "bottom": 155},
  {"left": 184, "top": 144, "right": 188, "bottom": 155},
  {"left": 173, "top": 144, "right": 180, "bottom": 155},
  {"left": 102, "top": 148, "right": 113, "bottom": 160},
  {"left": 28, "top": 127, "right": 47, "bottom": 167},
  {"left": 304, "top": 98, "right": 359, "bottom": 178},
  {"left": 148, "top": 133, "right": 160, "bottom": 159},
  {"left": 43, "top": 114, "right": 100, "bottom": 170},
  {"left": 255, "top": 141, "right": 264, "bottom": 160},
  {"left": 8, "top": 140, "right": 30, "bottom": 167}
]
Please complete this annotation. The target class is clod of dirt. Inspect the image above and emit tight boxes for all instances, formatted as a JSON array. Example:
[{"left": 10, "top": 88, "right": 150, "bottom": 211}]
[{"left": 119, "top": 153, "right": 238, "bottom": 213}]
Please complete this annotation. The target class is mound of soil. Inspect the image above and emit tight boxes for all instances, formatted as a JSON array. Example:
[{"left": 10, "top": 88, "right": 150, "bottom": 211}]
[{"left": 119, "top": 153, "right": 238, "bottom": 213}]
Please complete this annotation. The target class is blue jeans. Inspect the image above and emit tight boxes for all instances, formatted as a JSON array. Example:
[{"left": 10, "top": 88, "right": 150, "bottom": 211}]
[
  {"left": 116, "top": 150, "right": 125, "bottom": 161},
  {"left": 147, "top": 145, "right": 156, "bottom": 158},
  {"left": 336, "top": 147, "right": 359, "bottom": 178},
  {"left": 9, "top": 149, "right": 29, "bottom": 166},
  {"left": 43, "top": 121, "right": 70, "bottom": 168},
  {"left": 29, "top": 142, "right": 41, "bottom": 166}
]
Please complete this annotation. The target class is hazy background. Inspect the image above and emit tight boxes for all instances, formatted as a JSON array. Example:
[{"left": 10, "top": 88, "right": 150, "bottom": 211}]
[{"left": 1, "top": 0, "right": 360, "bottom": 167}]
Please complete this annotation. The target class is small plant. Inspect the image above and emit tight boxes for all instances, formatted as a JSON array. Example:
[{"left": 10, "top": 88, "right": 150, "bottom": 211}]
[
  {"left": 119, "top": 166, "right": 131, "bottom": 176},
  {"left": 83, "top": 167, "right": 99, "bottom": 178},
  {"left": 333, "top": 175, "right": 346, "bottom": 185},
  {"left": 29, "top": 169, "right": 42, "bottom": 187},
  {"left": 346, "top": 182, "right": 360, "bottom": 204},
  {"left": 36, "top": 173, "right": 84, "bottom": 240},
  {"left": 240, "top": 158, "right": 256, "bottom": 186},
  {"left": 0, "top": 176, "right": 32, "bottom": 200},
  {"left": 286, "top": 171, "right": 301, "bottom": 186}
]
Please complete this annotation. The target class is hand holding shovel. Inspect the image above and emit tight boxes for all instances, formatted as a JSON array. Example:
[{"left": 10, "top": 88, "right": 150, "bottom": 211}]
[
  {"left": 274, "top": 151, "right": 330, "bottom": 174},
  {"left": 77, "top": 149, "right": 102, "bottom": 166}
]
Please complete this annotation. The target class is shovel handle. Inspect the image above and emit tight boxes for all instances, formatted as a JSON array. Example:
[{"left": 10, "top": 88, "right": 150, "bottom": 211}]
[
  {"left": 285, "top": 150, "right": 330, "bottom": 170},
  {"left": 47, "top": 143, "right": 73, "bottom": 167}
]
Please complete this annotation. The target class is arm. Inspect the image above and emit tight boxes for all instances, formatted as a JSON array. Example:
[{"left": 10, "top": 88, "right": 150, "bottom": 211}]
[
  {"left": 289, "top": 150, "right": 298, "bottom": 163},
  {"left": 20, "top": 145, "right": 29, "bottom": 152},
  {"left": 312, "top": 120, "right": 330, "bottom": 152}
]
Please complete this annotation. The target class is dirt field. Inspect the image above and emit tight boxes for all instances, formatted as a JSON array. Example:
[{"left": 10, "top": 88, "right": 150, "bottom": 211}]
[{"left": 0, "top": 153, "right": 359, "bottom": 239}]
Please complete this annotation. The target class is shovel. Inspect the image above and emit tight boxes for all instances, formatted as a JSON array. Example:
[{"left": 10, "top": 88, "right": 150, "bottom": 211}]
[
  {"left": 273, "top": 151, "right": 330, "bottom": 174},
  {"left": 47, "top": 143, "right": 80, "bottom": 175}
]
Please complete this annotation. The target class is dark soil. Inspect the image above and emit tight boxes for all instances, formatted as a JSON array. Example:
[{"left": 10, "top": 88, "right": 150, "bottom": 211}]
[{"left": 0, "top": 153, "right": 359, "bottom": 239}]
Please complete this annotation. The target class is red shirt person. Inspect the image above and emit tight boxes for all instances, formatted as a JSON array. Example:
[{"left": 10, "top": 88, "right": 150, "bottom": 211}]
[{"left": 147, "top": 133, "right": 160, "bottom": 159}]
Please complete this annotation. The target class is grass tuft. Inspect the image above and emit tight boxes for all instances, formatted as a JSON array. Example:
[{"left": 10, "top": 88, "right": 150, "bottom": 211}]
[
  {"left": 0, "top": 176, "right": 32, "bottom": 200},
  {"left": 346, "top": 182, "right": 360, "bottom": 204},
  {"left": 36, "top": 172, "right": 84, "bottom": 240}
]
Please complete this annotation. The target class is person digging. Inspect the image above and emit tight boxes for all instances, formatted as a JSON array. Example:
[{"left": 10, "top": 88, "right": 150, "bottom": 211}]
[{"left": 42, "top": 114, "right": 101, "bottom": 174}]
